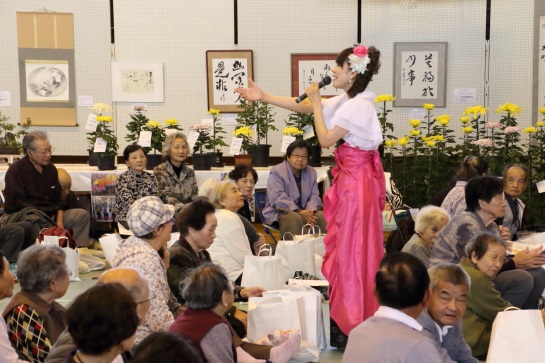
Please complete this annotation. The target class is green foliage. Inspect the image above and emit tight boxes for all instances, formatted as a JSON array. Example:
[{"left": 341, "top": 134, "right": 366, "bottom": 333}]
[
  {"left": 207, "top": 114, "right": 228, "bottom": 152},
  {"left": 125, "top": 112, "right": 149, "bottom": 144},
  {"left": 0, "top": 112, "right": 31, "bottom": 152},
  {"left": 235, "top": 99, "right": 277, "bottom": 145},
  {"left": 285, "top": 111, "right": 320, "bottom": 147},
  {"left": 87, "top": 121, "right": 118, "bottom": 155}
]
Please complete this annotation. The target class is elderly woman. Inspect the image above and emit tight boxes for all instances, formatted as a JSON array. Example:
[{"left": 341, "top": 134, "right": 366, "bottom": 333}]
[
  {"left": 440, "top": 156, "right": 489, "bottom": 215},
  {"left": 154, "top": 132, "right": 198, "bottom": 211},
  {"left": 431, "top": 176, "right": 545, "bottom": 309},
  {"left": 459, "top": 234, "right": 513, "bottom": 358},
  {"left": 401, "top": 206, "right": 450, "bottom": 268},
  {"left": 115, "top": 144, "right": 159, "bottom": 228},
  {"left": 63, "top": 283, "right": 139, "bottom": 363},
  {"left": 228, "top": 164, "right": 259, "bottom": 221},
  {"left": 114, "top": 196, "right": 182, "bottom": 345},
  {"left": 169, "top": 264, "right": 301, "bottom": 363},
  {"left": 3, "top": 244, "right": 69, "bottom": 362},
  {"left": 131, "top": 332, "right": 202, "bottom": 363}
]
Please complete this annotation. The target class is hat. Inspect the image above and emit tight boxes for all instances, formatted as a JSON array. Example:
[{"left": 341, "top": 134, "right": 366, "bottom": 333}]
[{"left": 127, "top": 196, "right": 175, "bottom": 237}]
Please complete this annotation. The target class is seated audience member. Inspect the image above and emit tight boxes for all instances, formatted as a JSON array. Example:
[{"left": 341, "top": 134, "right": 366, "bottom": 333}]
[
  {"left": 114, "top": 196, "right": 182, "bottom": 345},
  {"left": 170, "top": 264, "right": 301, "bottom": 363},
  {"left": 0, "top": 251, "right": 28, "bottom": 363},
  {"left": 204, "top": 180, "right": 255, "bottom": 284},
  {"left": 431, "top": 176, "right": 545, "bottom": 309},
  {"left": 45, "top": 267, "right": 151, "bottom": 363},
  {"left": 131, "top": 331, "right": 203, "bottom": 363},
  {"left": 2, "top": 131, "right": 90, "bottom": 246},
  {"left": 200, "top": 179, "right": 266, "bottom": 256},
  {"left": 228, "top": 164, "right": 259, "bottom": 222},
  {"left": 342, "top": 252, "right": 446, "bottom": 363},
  {"left": 459, "top": 234, "right": 513, "bottom": 358},
  {"left": 3, "top": 245, "right": 69, "bottom": 362},
  {"left": 0, "top": 222, "right": 34, "bottom": 264},
  {"left": 262, "top": 139, "right": 327, "bottom": 237},
  {"left": 402, "top": 206, "right": 450, "bottom": 268},
  {"left": 63, "top": 283, "right": 138, "bottom": 363},
  {"left": 154, "top": 132, "right": 198, "bottom": 211},
  {"left": 417, "top": 264, "right": 478, "bottom": 363},
  {"left": 441, "top": 156, "right": 489, "bottom": 215},
  {"left": 497, "top": 164, "right": 527, "bottom": 240},
  {"left": 115, "top": 145, "right": 159, "bottom": 229}
]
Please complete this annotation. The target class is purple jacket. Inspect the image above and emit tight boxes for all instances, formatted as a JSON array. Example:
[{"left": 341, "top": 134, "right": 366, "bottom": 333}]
[{"left": 262, "top": 161, "right": 323, "bottom": 225}]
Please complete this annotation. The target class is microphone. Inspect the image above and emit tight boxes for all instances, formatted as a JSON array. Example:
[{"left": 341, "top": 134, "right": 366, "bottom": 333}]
[{"left": 295, "top": 76, "right": 332, "bottom": 103}]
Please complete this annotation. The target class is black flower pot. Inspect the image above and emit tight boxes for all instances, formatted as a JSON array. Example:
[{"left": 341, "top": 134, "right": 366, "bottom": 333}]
[
  {"left": 209, "top": 152, "right": 223, "bottom": 167},
  {"left": 308, "top": 145, "right": 322, "bottom": 167},
  {"left": 248, "top": 144, "right": 271, "bottom": 167},
  {"left": 97, "top": 153, "right": 116, "bottom": 170},
  {"left": 88, "top": 149, "right": 98, "bottom": 166},
  {"left": 146, "top": 154, "right": 163, "bottom": 170},
  {"left": 0, "top": 147, "right": 19, "bottom": 155},
  {"left": 192, "top": 153, "right": 211, "bottom": 170}
]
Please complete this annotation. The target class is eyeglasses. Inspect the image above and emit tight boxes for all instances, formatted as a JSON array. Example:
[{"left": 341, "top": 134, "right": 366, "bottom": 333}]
[
  {"left": 136, "top": 292, "right": 156, "bottom": 305},
  {"left": 32, "top": 147, "right": 55, "bottom": 156},
  {"left": 290, "top": 154, "right": 308, "bottom": 160}
]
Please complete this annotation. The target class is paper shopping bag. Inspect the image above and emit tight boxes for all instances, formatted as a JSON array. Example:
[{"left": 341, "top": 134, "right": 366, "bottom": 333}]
[
  {"left": 99, "top": 233, "right": 122, "bottom": 267},
  {"left": 241, "top": 245, "right": 286, "bottom": 291},
  {"left": 294, "top": 224, "right": 325, "bottom": 257},
  {"left": 247, "top": 295, "right": 303, "bottom": 343},
  {"left": 486, "top": 308, "right": 545, "bottom": 362},
  {"left": 64, "top": 247, "right": 81, "bottom": 282},
  {"left": 276, "top": 233, "right": 317, "bottom": 277}
]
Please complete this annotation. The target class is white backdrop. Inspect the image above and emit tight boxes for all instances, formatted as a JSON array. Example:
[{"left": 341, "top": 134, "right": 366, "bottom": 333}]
[{"left": 0, "top": 0, "right": 541, "bottom": 157}]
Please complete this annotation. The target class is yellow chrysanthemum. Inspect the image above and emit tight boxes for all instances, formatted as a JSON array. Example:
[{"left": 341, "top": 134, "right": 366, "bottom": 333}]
[
  {"left": 146, "top": 120, "right": 160, "bottom": 128},
  {"left": 421, "top": 136, "right": 433, "bottom": 142},
  {"left": 233, "top": 126, "right": 254, "bottom": 138},
  {"left": 435, "top": 115, "right": 451, "bottom": 126},
  {"left": 425, "top": 141, "right": 436, "bottom": 147},
  {"left": 208, "top": 108, "right": 220, "bottom": 115},
  {"left": 282, "top": 126, "right": 303, "bottom": 136},
  {"left": 463, "top": 106, "right": 488, "bottom": 119},
  {"left": 539, "top": 107, "right": 545, "bottom": 115},
  {"left": 496, "top": 102, "right": 523, "bottom": 115},
  {"left": 397, "top": 137, "right": 409, "bottom": 146},
  {"left": 409, "top": 130, "right": 421, "bottom": 136},
  {"left": 462, "top": 126, "right": 474, "bottom": 134},
  {"left": 374, "top": 94, "right": 396, "bottom": 103},
  {"left": 384, "top": 140, "right": 397, "bottom": 148},
  {"left": 423, "top": 103, "right": 435, "bottom": 110},
  {"left": 537, "top": 121, "right": 544, "bottom": 127},
  {"left": 524, "top": 126, "right": 537, "bottom": 134},
  {"left": 409, "top": 119, "right": 421, "bottom": 127},
  {"left": 460, "top": 117, "right": 470, "bottom": 124},
  {"left": 96, "top": 116, "right": 113, "bottom": 122},
  {"left": 434, "top": 135, "right": 445, "bottom": 142},
  {"left": 165, "top": 118, "right": 179, "bottom": 126}
]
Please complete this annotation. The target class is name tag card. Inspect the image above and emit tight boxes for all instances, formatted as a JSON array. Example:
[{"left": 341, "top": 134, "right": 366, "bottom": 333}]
[
  {"left": 537, "top": 180, "right": 545, "bottom": 194},
  {"left": 302, "top": 125, "right": 315, "bottom": 140},
  {"left": 94, "top": 138, "right": 107, "bottom": 152},
  {"left": 230, "top": 137, "right": 243, "bottom": 155},
  {"left": 85, "top": 113, "right": 98, "bottom": 132},
  {"left": 138, "top": 131, "right": 152, "bottom": 147},
  {"left": 281, "top": 136, "right": 296, "bottom": 153}
]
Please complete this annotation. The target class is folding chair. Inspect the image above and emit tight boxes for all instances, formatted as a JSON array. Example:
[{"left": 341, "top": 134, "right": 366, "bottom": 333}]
[
  {"left": 253, "top": 189, "right": 280, "bottom": 244},
  {"left": 392, "top": 206, "right": 415, "bottom": 245}
]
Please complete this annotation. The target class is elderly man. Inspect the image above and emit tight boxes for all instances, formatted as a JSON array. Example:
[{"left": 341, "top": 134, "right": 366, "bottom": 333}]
[
  {"left": 2, "top": 131, "right": 90, "bottom": 246},
  {"left": 262, "top": 139, "right": 327, "bottom": 237},
  {"left": 45, "top": 267, "right": 151, "bottom": 363},
  {"left": 343, "top": 252, "right": 449, "bottom": 363},
  {"left": 418, "top": 264, "right": 478, "bottom": 363},
  {"left": 497, "top": 164, "right": 527, "bottom": 240}
]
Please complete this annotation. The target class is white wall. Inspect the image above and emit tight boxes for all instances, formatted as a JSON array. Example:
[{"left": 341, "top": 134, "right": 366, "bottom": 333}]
[{"left": 0, "top": 0, "right": 540, "bottom": 156}]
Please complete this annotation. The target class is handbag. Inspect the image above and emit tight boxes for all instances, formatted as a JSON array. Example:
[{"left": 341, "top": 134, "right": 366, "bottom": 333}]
[
  {"left": 247, "top": 295, "right": 303, "bottom": 343},
  {"left": 276, "top": 232, "right": 317, "bottom": 277},
  {"left": 99, "top": 233, "right": 123, "bottom": 267},
  {"left": 486, "top": 307, "right": 545, "bottom": 362},
  {"left": 294, "top": 224, "right": 325, "bottom": 257},
  {"left": 38, "top": 230, "right": 81, "bottom": 282},
  {"left": 241, "top": 245, "right": 286, "bottom": 291},
  {"left": 38, "top": 226, "right": 78, "bottom": 248}
]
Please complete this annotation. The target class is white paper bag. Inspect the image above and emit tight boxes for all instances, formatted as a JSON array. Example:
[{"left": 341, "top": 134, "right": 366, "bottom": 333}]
[
  {"left": 486, "top": 308, "right": 545, "bottom": 362},
  {"left": 294, "top": 224, "right": 325, "bottom": 257},
  {"left": 276, "top": 233, "right": 316, "bottom": 277},
  {"left": 288, "top": 340, "right": 320, "bottom": 363},
  {"left": 99, "top": 233, "right": 122, "bottom": 267},
  {"left": 241, "top": 245, "right": 286, "bottom": 291},
  {"left": 64, "top": 247, "right": 81, "bottom": 282},
  {"left": 247, "top": 295, "right": 303, "bottom": 343}
]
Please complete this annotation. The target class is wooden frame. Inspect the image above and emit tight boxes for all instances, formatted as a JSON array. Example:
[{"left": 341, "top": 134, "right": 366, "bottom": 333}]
[
  {"left": 206, "top": 50, "right": 253, "bottom": 113},
  {"left": 393, "top": 42, "right": 448, "bottom": 108},
  {"left": 291, "top": 53, "right": 342, "bottom": 98}
]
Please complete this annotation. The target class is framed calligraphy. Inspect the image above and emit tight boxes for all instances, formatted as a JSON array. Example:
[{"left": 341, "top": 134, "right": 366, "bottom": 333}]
[
  {"left": 393, "top": 42, "right": 448, "bottom": 107},
  {"left": 206, "top": 50, "right": 253, "bottom": 113},
  {"left": 291, "top": 54, "right": 343, "bottom": 98}
]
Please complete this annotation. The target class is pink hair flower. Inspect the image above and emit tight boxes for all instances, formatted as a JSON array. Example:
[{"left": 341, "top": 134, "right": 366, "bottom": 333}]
[{"left": 353, "top": 45, "right": 369, "bottom": 58}]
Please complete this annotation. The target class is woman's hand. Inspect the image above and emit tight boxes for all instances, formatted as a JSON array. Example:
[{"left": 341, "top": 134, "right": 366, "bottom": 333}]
[
  {"left": 498, "top": 225, "right": 510, "bottom": 241},
  {"left": 305, "top": 82, "right": 322, "bottom": 105},
  {"left": 241, "top": 286, "right": 266, "bottom": 298},
  {"left": 235, "top": 78, "right": 263, "bottom": 101}
]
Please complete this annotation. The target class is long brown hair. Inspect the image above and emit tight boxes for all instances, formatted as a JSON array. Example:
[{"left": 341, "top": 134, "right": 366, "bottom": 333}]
[{"left": 336, "top": 46, "right": 381, "bottom": 98}]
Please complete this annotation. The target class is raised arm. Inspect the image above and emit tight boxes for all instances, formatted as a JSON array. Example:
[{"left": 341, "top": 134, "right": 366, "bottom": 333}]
[{"left": 235, "top": 78, "right": 314, "bottom": 114}]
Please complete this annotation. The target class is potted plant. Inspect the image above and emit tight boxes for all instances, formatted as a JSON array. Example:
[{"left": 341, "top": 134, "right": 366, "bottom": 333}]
[
  {"left": 87, "top": 103, "right": 114, "bottom": 166},
  {"left": 232, "top": 125, "right": 254, "bottom": 166},
  {"left": 207, "top": 108, "right": 229, "bottom": 167},
  {"left": 87, "top": 103, "right": 118, "bottom": 170},
  {"left": 189, "top": 124, "right": 213, "bottom": 170},
  {"left": 236, "top": 99, "right": 277, "bottom": 166},
  {"left": 285, "top": 111, "right": 322, "bottom": 166},
  {"left": 0, "top": 112, "right": 31, "bottom": 154}
]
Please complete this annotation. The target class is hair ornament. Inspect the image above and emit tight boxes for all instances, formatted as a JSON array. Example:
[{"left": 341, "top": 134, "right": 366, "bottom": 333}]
[{"left": 348, "top": 45, "right": 371, "bottom": 75}]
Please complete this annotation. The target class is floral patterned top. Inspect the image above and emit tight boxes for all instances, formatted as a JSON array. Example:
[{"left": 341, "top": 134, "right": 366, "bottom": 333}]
[
  {"left": 113, "top": 236, "right": 175, "bottom": 345},
  {"left": 153, "top": 161, "right": 198, "bottom": 211},
  {"left": 115, "top": 170, "right": 159, "bottom": 222}
]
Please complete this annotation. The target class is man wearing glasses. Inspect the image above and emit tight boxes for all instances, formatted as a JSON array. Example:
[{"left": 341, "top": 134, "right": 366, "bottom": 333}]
[
  {"left": 262, "top": 139, "right": 327, "bottom": 237},
  {"left": 2, "top": 131, "right": 90, "bottom": 247}
]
